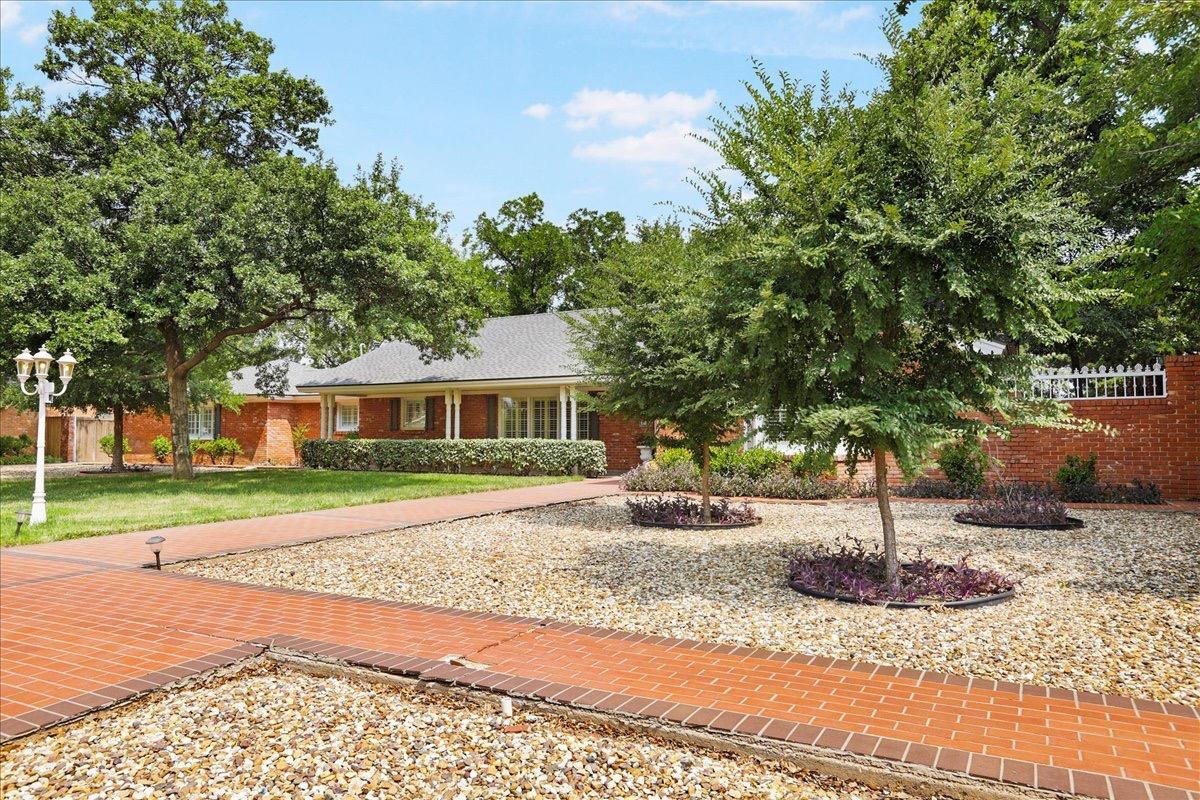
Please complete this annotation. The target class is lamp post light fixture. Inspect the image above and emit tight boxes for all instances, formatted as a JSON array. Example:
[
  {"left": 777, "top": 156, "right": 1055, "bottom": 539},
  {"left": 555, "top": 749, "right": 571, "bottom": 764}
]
[
  {"left": 146, "top": 535, "right": 166, "bottom": 570},
  {"left": 14, "top": 344, "right": 78, "bottom": 526}
]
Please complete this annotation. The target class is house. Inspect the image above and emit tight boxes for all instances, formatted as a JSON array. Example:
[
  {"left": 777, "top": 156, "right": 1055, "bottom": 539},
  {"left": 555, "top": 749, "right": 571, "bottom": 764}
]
[
  {"left": 296, "top": 312, "right": 646, "bottom": 472},
  {"left": 123, "top": 362, "right": 327, "bottom": 465}
]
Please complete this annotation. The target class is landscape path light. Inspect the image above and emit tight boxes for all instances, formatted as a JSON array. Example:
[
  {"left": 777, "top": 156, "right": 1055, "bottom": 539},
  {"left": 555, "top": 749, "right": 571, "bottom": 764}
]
[
  {"left": 145, "top": 536, "right": 166, "bottom": 570},
  {"left": 14, "top": 345, "right": 78, "bottom": 525}
]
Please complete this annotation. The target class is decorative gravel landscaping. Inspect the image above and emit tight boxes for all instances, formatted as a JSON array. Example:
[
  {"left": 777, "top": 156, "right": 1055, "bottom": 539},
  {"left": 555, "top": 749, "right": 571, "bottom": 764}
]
[
  {"left": 182, "top": 498, "right": 1200, "bottom": 705},
  {"left": 0, "top": 661, "right": 919, "bottom": 800}
]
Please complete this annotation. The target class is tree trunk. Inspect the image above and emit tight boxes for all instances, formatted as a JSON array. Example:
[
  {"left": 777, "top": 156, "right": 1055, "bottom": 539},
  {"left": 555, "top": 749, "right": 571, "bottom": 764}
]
[
  {"left": 110, "top": 402, "right": 126, "bottom": 473},
  {"left": 700, "top": 441, "right": 712, "bottom": 523},
  {"left": 874, "top": 448, "right": 898, "bottom": 586},
  {"left": 164, "top": 337, "right": 194, "bottom": 479}
]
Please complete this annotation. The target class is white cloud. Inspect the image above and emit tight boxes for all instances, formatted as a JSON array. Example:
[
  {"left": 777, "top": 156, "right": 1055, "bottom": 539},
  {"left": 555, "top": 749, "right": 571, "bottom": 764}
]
[
  {"left": 0, "top": 0, "right": 23, "bottom": 30},
  {"left": 572, "top": 122, "right": 717, "bottom": 168},
  {"left": 820, "top": 4, "right": 875, "bottom": 31},
  {"left": 1134, "top": 34, "right": 1156, "bottom": 54},
  {"left": 18, "top": 21, "right": 43, "bottom": 43},
  {"left": 563, "top": 88, "right": 716, "bottom": 130},
  {"left": 605, "top": 0, "right": 685, "bottom": 21},
  {"left": 522, "top": 103, "right": 552, "bottom": 120}
]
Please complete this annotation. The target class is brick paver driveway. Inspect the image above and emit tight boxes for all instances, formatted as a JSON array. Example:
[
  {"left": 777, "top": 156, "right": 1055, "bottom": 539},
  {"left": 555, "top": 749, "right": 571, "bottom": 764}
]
[{"left": 2, "top": 480, "right": 1196, "bottom": 800}]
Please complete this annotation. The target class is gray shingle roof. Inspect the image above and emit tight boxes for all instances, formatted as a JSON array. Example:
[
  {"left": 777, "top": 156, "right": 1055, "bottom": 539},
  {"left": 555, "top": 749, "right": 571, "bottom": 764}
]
[
  {"left": 229, "top": 361, "right": 330, "bottom": 396},
  {"left": 296, "top": 312, "right": 585, "bottom": 389}
]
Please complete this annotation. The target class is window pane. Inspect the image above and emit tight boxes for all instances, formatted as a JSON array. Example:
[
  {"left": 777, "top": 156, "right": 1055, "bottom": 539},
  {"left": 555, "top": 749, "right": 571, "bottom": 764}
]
[
  {"left": 575, "top": 410, "right": 590, "bottom": 440},
  {"left": 502, "top": 397, "right": 528, "bottom": 438},
  {"left": 337, "top": 404, "right": 358, "bottom": 431},
  {"left": 404, "top": 399, "right": 424, "bottom": 428}
]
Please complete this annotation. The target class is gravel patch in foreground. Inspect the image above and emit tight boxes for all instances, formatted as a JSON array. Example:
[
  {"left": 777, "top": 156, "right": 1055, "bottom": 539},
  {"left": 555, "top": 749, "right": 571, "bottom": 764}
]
[
  {"left": 0, "top": 661, "right": 926, "bottom": 800},
  {"left": 182, "top": 499, "right": 1200, "bottom": 705}
]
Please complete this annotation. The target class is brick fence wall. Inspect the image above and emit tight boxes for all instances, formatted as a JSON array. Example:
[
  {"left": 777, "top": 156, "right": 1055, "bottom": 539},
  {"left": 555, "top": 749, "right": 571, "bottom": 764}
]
[{"left": 970, "top": 354, "right": 1199, "bottom": 500}]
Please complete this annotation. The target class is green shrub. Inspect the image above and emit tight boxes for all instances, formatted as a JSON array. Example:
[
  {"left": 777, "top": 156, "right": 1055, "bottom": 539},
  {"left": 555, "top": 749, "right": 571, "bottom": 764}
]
[
  {"left": 193, "top": 439, "right": 215, "bottom": 463},
  {"left": 791, "top": 448, "right": 837, "bottom": 479},
  {"left": 151, "top": 435, "right": 172, "bottom": 463},
  {"left": 211, "top": 436, "right": 244, "bottom": 465},
  {"left": 654, "top": 447, "right": 695, "bottom": 470},
  {"left": 708, "top": 445, "right": 785, "bottom": 479},
  {"left": 290, "top": 423, "right": 310, "bottom": 457},
  {"left": 1055, "top": 453, "right": 1098, "bottom": 499},
  {"left": 99, "top": 434, "right": 132, "bottom": 457},
  {"left": 301, "top": 438, "right": 608, "bottom": 477},
  {"left": 937, "top": 438, "right": 989, "bottom": 492},
  {"left": 0, "top": 433, "right": 33, "bottom": 458},
  {"left": 0, "top": 453, "right": 63, "bottom": 466},
  {"left": 622, "top": 462, "right": 851, "bottom": 500}
]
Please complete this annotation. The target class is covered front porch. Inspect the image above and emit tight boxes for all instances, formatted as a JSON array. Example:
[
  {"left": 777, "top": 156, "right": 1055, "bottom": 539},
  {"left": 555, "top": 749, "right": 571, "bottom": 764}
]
[{"left": 311, "top": 379, "right": 601, "bottom": 442}]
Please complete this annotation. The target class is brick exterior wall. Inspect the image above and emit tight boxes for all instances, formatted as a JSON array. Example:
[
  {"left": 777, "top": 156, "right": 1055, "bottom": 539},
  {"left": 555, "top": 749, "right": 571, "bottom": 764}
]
[
  {"left": 122, "top": 400, "right": 322, "bottom": 465},
  {"left": 597, "top": 413, "right": 645, "bottom": 472},
  {"left": 968, "top": 354, "right": 1199, "bottom": 500},
  {"left": 0, "top": 406, "right": 39, "bottom": 439}
]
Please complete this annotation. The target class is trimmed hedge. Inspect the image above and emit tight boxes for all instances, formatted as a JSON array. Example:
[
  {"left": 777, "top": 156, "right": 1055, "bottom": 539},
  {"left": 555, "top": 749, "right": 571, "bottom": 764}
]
[{"left": 301, "top": 438, "right": 608, "bottom": 477}]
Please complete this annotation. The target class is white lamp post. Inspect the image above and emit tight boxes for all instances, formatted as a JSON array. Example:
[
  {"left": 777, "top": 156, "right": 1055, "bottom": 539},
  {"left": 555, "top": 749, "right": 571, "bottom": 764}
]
[{"left": 14, "top": 345, "right": 77, "bottom": 525}]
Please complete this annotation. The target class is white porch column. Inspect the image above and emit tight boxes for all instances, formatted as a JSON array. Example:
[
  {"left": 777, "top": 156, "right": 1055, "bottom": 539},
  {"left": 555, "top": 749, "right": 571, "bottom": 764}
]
[
  {"left": 452, "top": 390, "right": 462, "bottom": 439},
  {"left": 569, "top": 390, "right": 578, "bottom": 440},
  {"left": 319, "top": 395, "right": 330, "bottom": 439},
  {"left": 444, "top": 391, "right": 452, "bottom": 439},
  {"left": 558, "top": 385, "right": 568, "bottom": 439}
]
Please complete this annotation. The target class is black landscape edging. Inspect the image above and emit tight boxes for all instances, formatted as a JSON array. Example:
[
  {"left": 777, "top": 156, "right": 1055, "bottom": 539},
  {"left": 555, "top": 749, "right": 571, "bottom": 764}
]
[
  {"left": 787, "top": 579, "right": 1017, "bottom": 610},
  {"left": 632, "top": 517, "right": 763, "bottom": 530},
  {"left": 952, "top": 512, "right": 1085, "bottom": 531}
]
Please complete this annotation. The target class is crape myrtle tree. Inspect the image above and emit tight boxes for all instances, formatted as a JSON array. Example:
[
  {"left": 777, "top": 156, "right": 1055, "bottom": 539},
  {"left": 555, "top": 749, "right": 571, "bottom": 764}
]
[
  {"left": 1, "top": 0, "right": 483, "bottom": 478},
  {"left": 570, "top": 225, "right": 749, "bottom": 523},
  {"left": 698, "top": 41, "right": 1098, "bottom": 582}
]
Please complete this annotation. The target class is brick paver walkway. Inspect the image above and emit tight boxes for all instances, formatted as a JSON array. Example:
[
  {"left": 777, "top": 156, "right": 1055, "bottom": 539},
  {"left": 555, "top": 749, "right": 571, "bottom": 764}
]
[{"left": 2, "top": 482, "right": 1196, "bottom": 800}]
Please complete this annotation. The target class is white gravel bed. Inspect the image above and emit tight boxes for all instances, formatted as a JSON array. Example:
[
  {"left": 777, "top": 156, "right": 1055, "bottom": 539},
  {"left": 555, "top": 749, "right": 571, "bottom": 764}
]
[
  {"left": 0, "top": 661, "right": 923, "bottom": 800},
  {"left": 181, "top": 499, "right": 1200, "bottom": 705}
]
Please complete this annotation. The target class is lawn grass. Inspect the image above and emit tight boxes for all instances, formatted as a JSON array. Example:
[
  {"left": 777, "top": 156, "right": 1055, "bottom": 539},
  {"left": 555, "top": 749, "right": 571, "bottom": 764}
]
[{"left": 0, "top": 469, "right": 579, "bottom": 546}]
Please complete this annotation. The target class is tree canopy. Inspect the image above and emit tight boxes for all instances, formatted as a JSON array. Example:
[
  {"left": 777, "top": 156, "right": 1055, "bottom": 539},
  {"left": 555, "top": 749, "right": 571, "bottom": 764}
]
[
  {"left": 0, "top": 0, "right": 483, "bottom": 477},
  {"left": 570, "top": 224, "right": 748, "bottom": 521},
  {"left": 697, "top": 34, "right": 1094, "bottom": 578},
  {"left": 895, "top": 0, "right": 1199, "bottom": 362},
  {"left": 467, "top": 193, "right": 627, "bottom": 314}
]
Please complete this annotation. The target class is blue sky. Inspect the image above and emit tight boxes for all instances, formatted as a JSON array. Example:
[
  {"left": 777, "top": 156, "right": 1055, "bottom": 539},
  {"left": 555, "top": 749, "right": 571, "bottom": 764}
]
[{"left": 1, "top": 0, "right": 907, "bottom": 237}]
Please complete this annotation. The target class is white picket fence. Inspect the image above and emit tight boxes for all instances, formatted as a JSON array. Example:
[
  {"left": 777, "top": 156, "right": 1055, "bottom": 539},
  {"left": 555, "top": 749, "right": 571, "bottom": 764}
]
[{"left": 1029, "top": 362, "right": 1167, "bottom": 400}]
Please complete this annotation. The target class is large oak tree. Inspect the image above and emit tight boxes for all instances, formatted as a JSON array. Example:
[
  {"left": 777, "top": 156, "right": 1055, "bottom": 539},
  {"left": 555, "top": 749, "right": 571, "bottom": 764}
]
[{"left": 0, "top": 0, "right": 482, "bottom": 477}]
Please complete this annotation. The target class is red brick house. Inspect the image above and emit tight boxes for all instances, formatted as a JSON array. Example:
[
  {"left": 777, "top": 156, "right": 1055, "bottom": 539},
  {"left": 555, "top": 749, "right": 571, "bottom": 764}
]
[
  {"left": 123, "top": 363, "right": 325, "bottom": 466},
  {"left": 298, "top": 312, "right": 645, "bottom": 472}
]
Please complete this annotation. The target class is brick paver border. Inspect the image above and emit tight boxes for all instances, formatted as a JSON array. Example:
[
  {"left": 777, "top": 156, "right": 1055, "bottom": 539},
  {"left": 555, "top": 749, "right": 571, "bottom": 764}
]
[{"left": 254, "top": 632, "right": 1196, "bottom": 800}]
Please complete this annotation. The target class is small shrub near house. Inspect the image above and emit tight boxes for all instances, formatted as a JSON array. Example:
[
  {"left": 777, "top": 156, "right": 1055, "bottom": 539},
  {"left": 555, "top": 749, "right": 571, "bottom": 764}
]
[
  {"left": 192, "top": 437, "right": 244, "bottom": 465},
  {"left": 1055, "top": 453, "right": 1098, "bottom": 500},
  {"left": 0, "top": 434, "right": 33, "bottom": 459},
  {"left": 937, "top": 438, "right": 989, "bottom": 494},
  {"left": 0, "top": 433, "right": 61, "bottom": 465},
  {"left": 151, "top": 435, "right": 172, "bottom": 463},
  {"left": 99, "top": 434, "right": 131, "bottom": 457},
  {"left": 791, "top": 448, "right": 837, "bottom": 480},
  {"left": 301, "top": 438, "right": 607, "bottom": 477}
]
